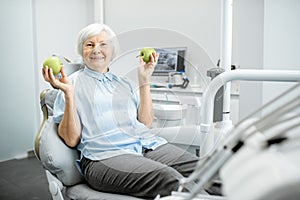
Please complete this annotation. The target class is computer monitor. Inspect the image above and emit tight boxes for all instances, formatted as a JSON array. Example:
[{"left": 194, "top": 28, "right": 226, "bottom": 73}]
[{"left": 152, "top": 47, "right": 187, "bottom": 76}]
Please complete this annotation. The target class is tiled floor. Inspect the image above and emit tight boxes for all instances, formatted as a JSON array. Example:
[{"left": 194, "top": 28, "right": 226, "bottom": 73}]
[{"left": 0, "top": 156, "right": 52, "bottom": 200}]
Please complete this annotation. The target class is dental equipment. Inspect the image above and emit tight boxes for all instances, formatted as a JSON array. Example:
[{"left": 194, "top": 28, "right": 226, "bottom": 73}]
[
  {"left": 51, "top": 53, "right": 83, "bottom": 75},
  {"left": 199, "top": 69, "right": 300, "bottom": 158},
  {"left": 219, "top": 0, "right": 233, "bottom": 124},
  {"left": 159, "top": 0, "right": 300, "bottom": 197},
  {"left": 207, "top": 66, "right": 225, "bottom": 123},
  {"left": 182, "top": 82, "right": 300, "bottom": 200}
]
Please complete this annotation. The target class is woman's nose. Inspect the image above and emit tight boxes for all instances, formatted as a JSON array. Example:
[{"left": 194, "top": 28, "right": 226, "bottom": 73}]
[{"left": 92, "top": 44, "right": 101, "bottom": 54}]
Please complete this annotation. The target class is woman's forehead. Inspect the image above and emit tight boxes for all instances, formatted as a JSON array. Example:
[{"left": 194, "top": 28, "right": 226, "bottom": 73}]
[{"left": 85, "top": 31, "right": 111, "bottom": 42}]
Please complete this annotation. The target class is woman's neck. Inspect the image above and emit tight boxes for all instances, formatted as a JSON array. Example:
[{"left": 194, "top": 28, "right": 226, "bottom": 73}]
[{"left": 86, "top": 65, "right": 108, "bottom": 73}]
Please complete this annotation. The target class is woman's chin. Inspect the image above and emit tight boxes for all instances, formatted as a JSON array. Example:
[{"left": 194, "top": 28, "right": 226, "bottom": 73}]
[{"left": 86, "top": 64, "right": 108, "bottom": 73}]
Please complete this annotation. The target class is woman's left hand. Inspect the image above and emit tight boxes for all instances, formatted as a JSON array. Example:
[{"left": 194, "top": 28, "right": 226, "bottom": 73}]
[{"left": 138, "top": 52, "right": 159, "bottom": 86}]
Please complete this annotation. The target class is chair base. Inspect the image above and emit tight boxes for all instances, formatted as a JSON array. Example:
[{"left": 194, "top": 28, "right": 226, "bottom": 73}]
[{"left": 45, "top": 170, "right": 144, "bottom": 200}]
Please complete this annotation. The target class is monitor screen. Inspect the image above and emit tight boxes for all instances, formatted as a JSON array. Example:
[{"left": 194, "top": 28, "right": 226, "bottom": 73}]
[{"left": 153, "top": 47, "right": 187, "bottom": 76}]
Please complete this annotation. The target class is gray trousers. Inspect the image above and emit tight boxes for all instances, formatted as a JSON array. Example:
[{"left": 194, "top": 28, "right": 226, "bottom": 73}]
[{"left": 80, "top": 143, "right": 199, "bottom": 199}]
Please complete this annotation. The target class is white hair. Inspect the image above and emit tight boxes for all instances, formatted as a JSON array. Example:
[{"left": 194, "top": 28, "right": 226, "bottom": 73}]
[{"left": 76, "top": 23, "right": 119, "bottom": 60}]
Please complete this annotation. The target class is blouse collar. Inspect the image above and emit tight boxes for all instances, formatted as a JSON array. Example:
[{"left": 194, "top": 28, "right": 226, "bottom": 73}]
[{"left": 83, "top": 66, "right": 113, "bottom": 82}]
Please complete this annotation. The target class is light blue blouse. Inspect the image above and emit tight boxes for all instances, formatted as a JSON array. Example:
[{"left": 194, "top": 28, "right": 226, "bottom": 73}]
[{"left": 53, "top": 67, "right": 167, "bottom": 161}]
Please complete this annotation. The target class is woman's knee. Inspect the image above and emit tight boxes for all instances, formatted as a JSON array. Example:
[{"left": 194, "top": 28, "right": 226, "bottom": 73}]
[{"left": 150, "top": 166, "right": 183, "bottom": 197}]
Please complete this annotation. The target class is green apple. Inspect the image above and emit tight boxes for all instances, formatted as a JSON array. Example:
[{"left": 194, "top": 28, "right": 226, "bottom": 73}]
[
  {"left": 43, "top": 56, "right": 63, "bottom": 75},
  {"left": 140, "top": 47, "right": 156, "bottom": 63}
]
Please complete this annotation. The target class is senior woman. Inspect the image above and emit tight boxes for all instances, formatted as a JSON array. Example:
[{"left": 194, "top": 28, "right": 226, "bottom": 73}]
[{"left": 42, "top": 23, "right": 198, "bottom": 199}]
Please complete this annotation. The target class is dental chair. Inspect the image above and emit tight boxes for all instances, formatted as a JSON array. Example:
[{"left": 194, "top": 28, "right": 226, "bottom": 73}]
[
  {"left": 34, "top": 55, "right": 147, "bottom": 200},
  {"left": 33, "top": 55, "right": 215, "bottom": 200},
  {"left": 34, "top": 88, "right": 144, "bottom": 200},
  {"left": 33, "top": 86, "right": 209, "bottom": 200}
]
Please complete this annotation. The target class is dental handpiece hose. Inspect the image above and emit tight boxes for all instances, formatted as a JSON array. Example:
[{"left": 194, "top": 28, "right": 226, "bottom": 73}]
[{"left": 185, "top": 150, "right": 232, "bottom": 200}]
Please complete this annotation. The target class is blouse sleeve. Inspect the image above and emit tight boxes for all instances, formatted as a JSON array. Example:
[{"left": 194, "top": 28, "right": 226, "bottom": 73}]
[{"left": 53, "top": 90, "right": 65, "bottom": 124}]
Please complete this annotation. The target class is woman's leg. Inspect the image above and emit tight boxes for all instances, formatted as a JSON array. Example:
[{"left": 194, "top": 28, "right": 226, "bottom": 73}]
[
  {"left": 146, "top": 144, "right": 220, "bottom": 196},
  {"left": 81, "top": 154, "right": 184, "bottom": 199},
  {"left": 144, "top": 143, "right": 199, "bottom": 177}
]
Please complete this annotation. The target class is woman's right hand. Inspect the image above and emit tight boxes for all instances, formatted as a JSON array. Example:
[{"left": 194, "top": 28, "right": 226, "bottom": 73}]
[{"left": 42, "top": 66, "right": 73, "bottom": 95}]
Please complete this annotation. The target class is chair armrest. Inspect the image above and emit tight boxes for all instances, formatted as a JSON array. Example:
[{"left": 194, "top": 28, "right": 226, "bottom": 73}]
[{"left": 34, "top": 89, "right": 50, "bottom": 160}]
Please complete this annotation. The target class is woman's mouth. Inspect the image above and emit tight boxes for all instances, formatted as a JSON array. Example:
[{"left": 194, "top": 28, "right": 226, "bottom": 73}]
[{"left": 90, "top": 56, "right": 104, "bottom": 61}]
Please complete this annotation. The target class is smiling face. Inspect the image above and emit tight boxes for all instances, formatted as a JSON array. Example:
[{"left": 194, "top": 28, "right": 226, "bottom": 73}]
[{"left": 82, "top": 31, "right": 114, "bottom": 73}]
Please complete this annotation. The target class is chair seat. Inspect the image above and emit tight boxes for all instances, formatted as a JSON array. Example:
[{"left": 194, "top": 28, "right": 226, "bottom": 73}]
[{"left": 66, "top": 183, "right": 144, "bottom": 200}]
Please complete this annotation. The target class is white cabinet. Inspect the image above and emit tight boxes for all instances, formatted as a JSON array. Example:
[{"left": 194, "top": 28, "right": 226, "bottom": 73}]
[{"left": 151, "top": 83, "right": 240, "bottom": 128}]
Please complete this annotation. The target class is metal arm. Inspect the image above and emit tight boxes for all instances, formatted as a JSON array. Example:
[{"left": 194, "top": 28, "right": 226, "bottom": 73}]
[{"left": 199, "top": 69, "right": 300, "bottom": 157}]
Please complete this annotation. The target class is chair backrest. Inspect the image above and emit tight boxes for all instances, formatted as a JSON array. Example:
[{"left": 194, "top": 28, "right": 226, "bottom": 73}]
[{"left": 34, "top": 89, "right": 84, "bottom": 186}]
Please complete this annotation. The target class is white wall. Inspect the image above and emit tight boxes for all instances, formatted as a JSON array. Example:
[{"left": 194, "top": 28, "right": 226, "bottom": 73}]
[
  {"left": 233, "top": 0, "right": 264, "bottom": 120},
  {"left": 105, "top": 0, "right": 220, "bottom": 62},
  {"left": 35, "top": 0, "right": 95, "bottom": 92},
  {"left": 104, "top": 0, "right": 220, "bottom": 86},
  {"left": 226, "top": 0, "right": 300, "bottom": 120},
  {"left": 235, "top": 0, "right": 300, "bottom": 119},
  {"left": 0, "top": 0, "right": 38, "bottom": 161},
  {"left": 0, "top": 0, "right": 95, "bottom": 161},
  {"left": 262, "top": 0, "right": 300, "bottom": 108}
]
